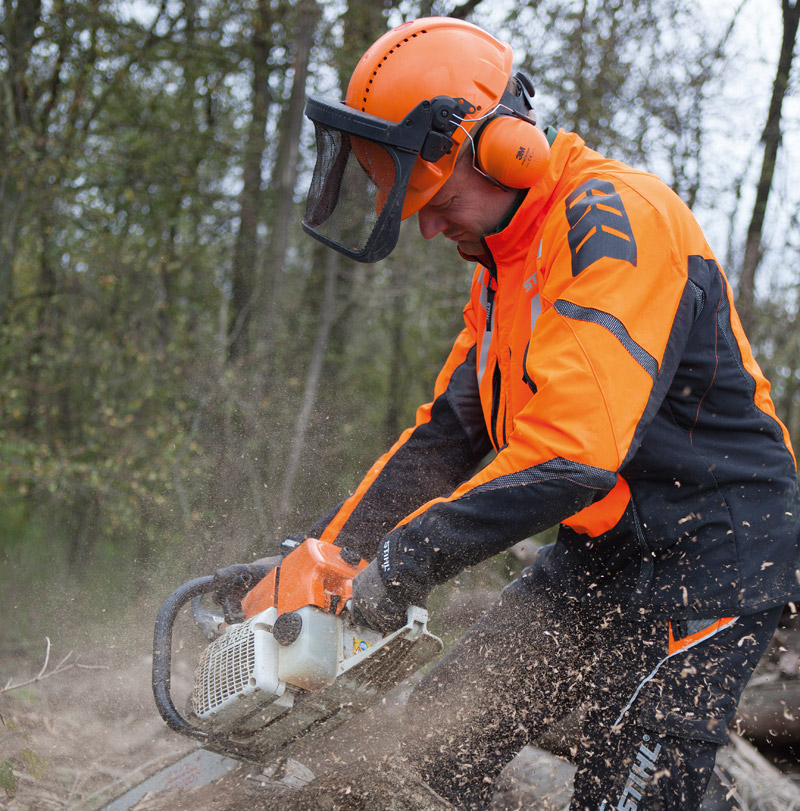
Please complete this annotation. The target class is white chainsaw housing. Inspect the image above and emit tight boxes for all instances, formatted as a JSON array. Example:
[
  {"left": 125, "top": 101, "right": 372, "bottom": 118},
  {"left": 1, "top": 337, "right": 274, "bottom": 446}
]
[
  {"left": 191, "top": 607, "right": 288, "bottom": 728},
  {"left": 190, "top": 604, "right": 441, "bottom": 746}
]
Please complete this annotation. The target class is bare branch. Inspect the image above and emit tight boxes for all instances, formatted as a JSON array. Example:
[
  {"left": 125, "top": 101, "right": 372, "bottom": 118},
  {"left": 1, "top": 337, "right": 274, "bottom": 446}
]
[
  {"left": 34, "top": 636, "right": 52, "bottom": 681},
  {"left": 448, "top": 0, "right": 485, "bottom": 20},
  {"left": 0, "top": 639, "right": 106, "bottom": 695},
  {"left": 737, "top": 0, "right": 800, "bottom": 329}
]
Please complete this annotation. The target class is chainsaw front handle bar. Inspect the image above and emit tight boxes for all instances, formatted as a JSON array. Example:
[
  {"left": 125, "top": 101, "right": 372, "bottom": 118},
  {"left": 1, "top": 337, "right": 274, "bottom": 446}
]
[{"left": 152, "top": 575, "right": 216, "bottom": 742}]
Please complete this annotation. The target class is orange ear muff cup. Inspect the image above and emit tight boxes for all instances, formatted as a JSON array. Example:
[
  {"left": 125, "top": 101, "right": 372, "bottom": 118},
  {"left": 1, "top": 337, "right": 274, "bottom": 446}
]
[{"left": 475, "top": 117, "right": 550, "bottom": 189}]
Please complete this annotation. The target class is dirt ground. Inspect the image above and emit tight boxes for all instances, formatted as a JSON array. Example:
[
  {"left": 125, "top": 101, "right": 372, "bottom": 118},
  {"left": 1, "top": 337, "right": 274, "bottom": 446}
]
[
  {"left": 1, "top": 636, "right": 195, "bottom": 810},
  {"left": 1, "top": 611, "right": 799, "bottom": 810}
]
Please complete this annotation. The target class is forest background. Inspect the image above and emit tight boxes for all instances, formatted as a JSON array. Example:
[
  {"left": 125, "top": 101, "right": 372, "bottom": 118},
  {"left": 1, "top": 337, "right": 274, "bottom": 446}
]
[{"left": 1, "top": 0, "right": 799, "bottom": 648}]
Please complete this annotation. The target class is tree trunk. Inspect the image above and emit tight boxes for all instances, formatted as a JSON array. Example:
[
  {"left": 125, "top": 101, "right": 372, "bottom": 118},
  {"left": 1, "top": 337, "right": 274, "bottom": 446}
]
[
  {"left": 258, "top": 0, "right": 320, "bottom": 374},
  {"left": 0, "top": 0, "right": 42, "bottom": 319},
  {"left": 228, "top": 0, "right": 274, "bottom": 360},
  {"left": 275, "top": 248, "right": 339, "bottom": 531},
  {"left": 335, "top": 0, "right": 391, "bottom": 89},
  {"left": 736, "top": 0, "right": 800, "bottom": 332},
  {"left": 0, "top": 161, "right": 27, "bottom": 319},
  {"left": 385, "top": 276, "right": 406, "bottom": 447}
]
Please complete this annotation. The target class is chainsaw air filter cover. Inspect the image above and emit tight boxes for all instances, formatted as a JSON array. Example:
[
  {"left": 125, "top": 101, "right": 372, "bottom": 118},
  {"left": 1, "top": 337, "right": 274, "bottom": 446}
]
[{"left": 191, "top": 607, "right": 290, "bottom": 729}]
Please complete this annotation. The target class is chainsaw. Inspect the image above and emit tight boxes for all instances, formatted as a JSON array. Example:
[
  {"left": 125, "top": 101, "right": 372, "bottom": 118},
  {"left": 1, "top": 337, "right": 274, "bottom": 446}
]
[{"left": 101, "top": 537, "right": 443, "bottom": 809}]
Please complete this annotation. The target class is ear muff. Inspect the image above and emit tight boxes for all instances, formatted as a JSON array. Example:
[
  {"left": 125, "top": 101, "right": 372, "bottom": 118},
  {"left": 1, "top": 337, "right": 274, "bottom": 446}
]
[{"left": 474, "top": 115, "right": 550, "bottom": 189}]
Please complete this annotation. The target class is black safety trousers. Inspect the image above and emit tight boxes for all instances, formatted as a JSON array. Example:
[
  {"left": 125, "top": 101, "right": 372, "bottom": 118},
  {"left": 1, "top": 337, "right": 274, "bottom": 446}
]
[{"left": 405, "top": 556, "right": 783, "bottom": 811}]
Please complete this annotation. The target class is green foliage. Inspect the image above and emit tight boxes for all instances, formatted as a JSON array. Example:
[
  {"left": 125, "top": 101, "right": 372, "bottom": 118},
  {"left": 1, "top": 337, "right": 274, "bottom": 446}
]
[
  {"left": 0, "top": 717, "right": 48, "bottom": 800},
  {"left": 0, "top": 759, "right": 16, "bottom": 797},
  {"left": 20, "top": 748, "right": 48, "bottom": 780}
]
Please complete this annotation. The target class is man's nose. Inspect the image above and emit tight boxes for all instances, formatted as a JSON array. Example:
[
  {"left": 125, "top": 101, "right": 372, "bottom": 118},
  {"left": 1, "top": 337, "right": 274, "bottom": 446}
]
[{"left": 417, "top": 206, "right": 448, "bottom": 240}]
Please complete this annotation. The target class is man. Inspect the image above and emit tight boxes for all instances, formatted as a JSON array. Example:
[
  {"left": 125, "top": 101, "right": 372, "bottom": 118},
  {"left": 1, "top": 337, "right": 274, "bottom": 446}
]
[{"left": 299, "top": 16, "right": 800, "bottom": 810}]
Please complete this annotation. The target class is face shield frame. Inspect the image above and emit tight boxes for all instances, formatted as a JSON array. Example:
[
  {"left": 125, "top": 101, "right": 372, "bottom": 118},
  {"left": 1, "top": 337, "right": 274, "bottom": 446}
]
[{"left": 302, "top": 95, "right": 475, "bottom": 263}]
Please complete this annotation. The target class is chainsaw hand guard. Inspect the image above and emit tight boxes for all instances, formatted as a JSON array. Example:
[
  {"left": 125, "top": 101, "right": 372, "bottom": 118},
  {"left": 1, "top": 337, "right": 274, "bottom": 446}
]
[{"left": 213, "top": 561, "right": 274, "bottom": 623}]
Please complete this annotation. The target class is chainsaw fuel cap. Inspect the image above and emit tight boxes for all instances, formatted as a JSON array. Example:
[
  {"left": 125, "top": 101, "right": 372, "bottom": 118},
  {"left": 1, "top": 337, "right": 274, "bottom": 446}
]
[{"left": 272, "top": 611, "right": 303, "bottom": 646}]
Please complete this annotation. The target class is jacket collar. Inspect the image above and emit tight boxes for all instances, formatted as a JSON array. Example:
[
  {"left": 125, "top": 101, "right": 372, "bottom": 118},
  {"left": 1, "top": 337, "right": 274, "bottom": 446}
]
[{"left": 479, "top": 129, "right": 586, "bottom": 275}]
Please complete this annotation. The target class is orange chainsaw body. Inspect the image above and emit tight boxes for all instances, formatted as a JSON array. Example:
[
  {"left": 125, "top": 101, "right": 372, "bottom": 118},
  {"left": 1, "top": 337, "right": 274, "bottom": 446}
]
[{"left": 241, "top": 538, "right": 367, "bottom": 619}]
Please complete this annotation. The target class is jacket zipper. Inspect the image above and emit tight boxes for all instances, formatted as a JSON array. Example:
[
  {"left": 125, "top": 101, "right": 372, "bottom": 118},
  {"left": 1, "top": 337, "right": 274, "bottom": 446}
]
[
  {"left": 484, "top": 268, "right": 505, "bottom": 450},
  {"left": 490, "top": 364, "right": 502, "bottom": 450}
]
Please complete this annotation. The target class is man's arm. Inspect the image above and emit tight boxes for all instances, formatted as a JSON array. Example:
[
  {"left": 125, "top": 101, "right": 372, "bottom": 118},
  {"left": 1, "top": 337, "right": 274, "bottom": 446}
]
[{"left": 309, "top": 324, "right": 493, "bottom": 561}]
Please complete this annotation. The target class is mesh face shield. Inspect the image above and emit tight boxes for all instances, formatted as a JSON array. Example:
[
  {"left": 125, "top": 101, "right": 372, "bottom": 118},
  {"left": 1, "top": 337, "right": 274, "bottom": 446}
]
[{"left": 303, "top": 96, "right": 473, "bottom": 263}]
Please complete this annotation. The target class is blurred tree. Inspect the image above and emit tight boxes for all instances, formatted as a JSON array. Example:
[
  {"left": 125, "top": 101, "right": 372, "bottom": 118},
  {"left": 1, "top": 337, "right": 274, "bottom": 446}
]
[
  {"left": 736, "top": 0, "right": 800, "bottom": 333},
  {"left": 259, "top": 0, "right": 320, "bottom": 373},
  {"left": 228, "top": 0, "right": 280, "bottom": 361},
  {"left": 503, "top": 0, "right": 723, "bottom": 199},
  {"left": 0, "top": 0, "right": 242, "bottom": 577},
  {"left": 270, "top": 0, "right": 399, "bottom": 532}
]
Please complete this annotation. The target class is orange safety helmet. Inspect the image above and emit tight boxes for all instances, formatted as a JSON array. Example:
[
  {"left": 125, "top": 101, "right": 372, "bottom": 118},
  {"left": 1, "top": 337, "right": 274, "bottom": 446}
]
[
  {"left": 345, "top": 17, "right": 513, "bottom": 219},
  {"left": 302, "top": 17, "right": 548, "bottom": 263}
]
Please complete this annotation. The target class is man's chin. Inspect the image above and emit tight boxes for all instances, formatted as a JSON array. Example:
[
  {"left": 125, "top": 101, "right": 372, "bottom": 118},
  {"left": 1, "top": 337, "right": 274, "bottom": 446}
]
[
  {"left": 455, "top": 238, "right": 480, "bottom": 253},
  {"left": 457, "top": 245, "right": 491, "bottom": 265}
]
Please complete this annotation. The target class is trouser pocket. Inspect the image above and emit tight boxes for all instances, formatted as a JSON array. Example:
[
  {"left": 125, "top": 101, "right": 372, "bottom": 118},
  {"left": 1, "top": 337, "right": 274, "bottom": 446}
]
[{"left": 572, "top": 606, "right": 782, "bottom": 811}]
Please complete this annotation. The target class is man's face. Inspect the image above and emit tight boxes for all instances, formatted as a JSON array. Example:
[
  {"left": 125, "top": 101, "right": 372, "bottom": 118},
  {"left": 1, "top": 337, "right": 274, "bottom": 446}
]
[{"left": 416, "top": 151, "right": 520, "bottom": 260}]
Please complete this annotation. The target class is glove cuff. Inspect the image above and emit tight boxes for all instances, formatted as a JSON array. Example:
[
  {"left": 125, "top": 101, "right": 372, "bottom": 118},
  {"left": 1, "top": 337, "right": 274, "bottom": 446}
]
[{"left": 376, "top": 535, "right": 431, "bottom": 607}]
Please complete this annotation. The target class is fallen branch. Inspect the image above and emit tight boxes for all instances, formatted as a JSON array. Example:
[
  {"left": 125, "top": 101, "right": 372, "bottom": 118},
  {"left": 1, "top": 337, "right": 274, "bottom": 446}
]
[
  {"left": 716, "top": 733, "right": 800, "bottom": 810},
  {"left": 1, "top": 637, "right": 107, "bottom": 696}
]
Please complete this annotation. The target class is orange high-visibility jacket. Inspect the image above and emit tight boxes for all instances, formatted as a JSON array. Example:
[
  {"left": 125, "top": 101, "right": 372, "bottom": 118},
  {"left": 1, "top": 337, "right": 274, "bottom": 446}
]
[{"left": 313, "top": 131, "right": 800, "bottom": 618}]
